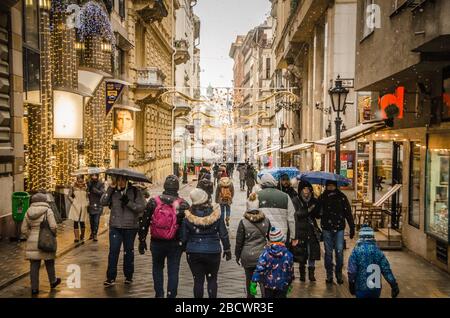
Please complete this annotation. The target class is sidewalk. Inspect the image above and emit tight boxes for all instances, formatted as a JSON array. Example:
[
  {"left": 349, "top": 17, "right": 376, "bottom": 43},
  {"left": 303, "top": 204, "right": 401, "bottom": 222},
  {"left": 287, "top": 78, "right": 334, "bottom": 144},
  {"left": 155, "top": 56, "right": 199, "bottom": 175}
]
[
  {"left": 334, "top": 234, "right": 450, "bottom": 298},
  {"left": 0, "top": 176, "right": 195, "bottom": 291}
]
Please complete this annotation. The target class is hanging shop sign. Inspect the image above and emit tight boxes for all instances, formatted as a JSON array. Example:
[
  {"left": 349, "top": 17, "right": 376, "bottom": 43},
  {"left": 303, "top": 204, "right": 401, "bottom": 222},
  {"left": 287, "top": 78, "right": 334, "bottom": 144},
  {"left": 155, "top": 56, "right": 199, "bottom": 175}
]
[
  {"left": 379, "top": 86, "right": 404, "bottom": 119},
  {"left": 113, "top": 108, "right": 134, "bottom": 141},
  {"left": 53, "top": 89, "right": 84, "bottom": 139},
  {"left": 106, "top": 81, "right": 125, "bottom": 115}
]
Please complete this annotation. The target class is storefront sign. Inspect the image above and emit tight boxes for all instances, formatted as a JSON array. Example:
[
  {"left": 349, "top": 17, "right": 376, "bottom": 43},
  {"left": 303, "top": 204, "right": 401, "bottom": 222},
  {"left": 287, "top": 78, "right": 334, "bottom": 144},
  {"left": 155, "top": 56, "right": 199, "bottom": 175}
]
[
  {"left": 106, "top": 81, "right": 125, "bottom": 115},
  {"left": 379, "top": 86, "right": 404, "bottom": 119},
  {"left": 330, "top": 150, "right": 356, "bottom": 190}
]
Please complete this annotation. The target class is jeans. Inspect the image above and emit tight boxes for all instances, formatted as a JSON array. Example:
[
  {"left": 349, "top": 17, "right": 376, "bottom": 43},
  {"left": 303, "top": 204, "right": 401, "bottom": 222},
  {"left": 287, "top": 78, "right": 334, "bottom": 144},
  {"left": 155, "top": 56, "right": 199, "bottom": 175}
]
[
  {"left": 220, "top": 204, "right": 231, "bottom": 219},
  {"left": 240, "top": 179, "right": 246, "bottom": 190},
  {"left": 106, "top": 227, "right": 138, "bottom": 281},
  {"left": 244, "top": 267, "right": 265, "bottom": 298},
  {"left": 264, "top": 288, "right": 288, "bottom": 298},
  {"left": 246, "top": 185, "right": 254, "bottom": 198},
  {"left": 150, "top": 240, "right": 183, "bottom": 298},
  {"left": 322, "top": 230, "right": 345, "bottom": 277},
  {"left": 30, "top": 260, "right": 56, "bottom": 291},
  {"left": 187, "top": 253, "right": 221, "bottom": 298},
  {"left": 89, "top": 214, "right": 101, "bottom": 235}
]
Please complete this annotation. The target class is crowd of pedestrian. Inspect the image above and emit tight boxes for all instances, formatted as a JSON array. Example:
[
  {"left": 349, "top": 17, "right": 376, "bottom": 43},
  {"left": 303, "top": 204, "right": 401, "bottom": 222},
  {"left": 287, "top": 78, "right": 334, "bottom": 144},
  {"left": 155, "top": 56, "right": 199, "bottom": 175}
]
[{"left": 20, "top": 162, "right": 399, "bottom": 299}]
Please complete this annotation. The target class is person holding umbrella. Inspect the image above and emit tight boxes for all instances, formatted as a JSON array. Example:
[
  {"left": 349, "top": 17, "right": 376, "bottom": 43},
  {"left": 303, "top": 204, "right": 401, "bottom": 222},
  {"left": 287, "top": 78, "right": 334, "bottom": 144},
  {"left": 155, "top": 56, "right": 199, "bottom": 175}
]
[
  {"left": 101, "top": 171, "right": 146, "bottom": 287},
  {"left": 278, "top": 174, "right": 297, "bottom": 199},
  {"left": 318, "top": 180, "right": 355, "bottom": 285},
  {"left": 86, "top": 171, "right": 105, "bottom": 242}
]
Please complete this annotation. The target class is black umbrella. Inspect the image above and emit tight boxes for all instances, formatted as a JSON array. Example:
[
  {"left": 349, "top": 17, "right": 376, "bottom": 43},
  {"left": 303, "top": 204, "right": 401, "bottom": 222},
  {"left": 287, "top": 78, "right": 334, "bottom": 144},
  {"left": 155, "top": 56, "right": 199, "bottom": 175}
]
[{"left": 105, "top": 168, "right": 152, "bottom": 183}]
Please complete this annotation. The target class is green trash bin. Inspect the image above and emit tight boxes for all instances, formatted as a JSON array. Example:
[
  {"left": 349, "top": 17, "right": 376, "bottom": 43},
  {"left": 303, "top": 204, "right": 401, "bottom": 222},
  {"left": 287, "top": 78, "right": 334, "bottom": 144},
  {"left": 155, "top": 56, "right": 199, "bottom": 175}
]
[{"left": 12, "top": 192, "right": 30, "bottom": 222}]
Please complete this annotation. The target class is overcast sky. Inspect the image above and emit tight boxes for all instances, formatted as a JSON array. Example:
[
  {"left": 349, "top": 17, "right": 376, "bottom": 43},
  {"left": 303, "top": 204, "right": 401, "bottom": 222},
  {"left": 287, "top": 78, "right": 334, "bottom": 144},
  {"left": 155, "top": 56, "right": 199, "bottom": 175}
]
[{"left": 195, "top": 0, "right": 271, "bottom": 89}]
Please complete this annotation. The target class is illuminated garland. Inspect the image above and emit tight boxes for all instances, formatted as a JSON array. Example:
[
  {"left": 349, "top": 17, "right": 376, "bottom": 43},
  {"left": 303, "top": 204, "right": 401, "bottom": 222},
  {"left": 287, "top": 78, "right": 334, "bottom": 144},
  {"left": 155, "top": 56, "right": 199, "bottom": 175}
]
[{"left": 77, "top": 1, "right": 115, "bottom": 46}]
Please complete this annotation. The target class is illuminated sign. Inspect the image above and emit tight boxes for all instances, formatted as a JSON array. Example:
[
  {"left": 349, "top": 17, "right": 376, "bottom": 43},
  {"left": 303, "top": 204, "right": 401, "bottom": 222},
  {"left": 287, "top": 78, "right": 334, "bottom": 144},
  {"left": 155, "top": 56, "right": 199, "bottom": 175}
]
[{"left": 379, "top": 86, "right": 404, "bottom": 119}]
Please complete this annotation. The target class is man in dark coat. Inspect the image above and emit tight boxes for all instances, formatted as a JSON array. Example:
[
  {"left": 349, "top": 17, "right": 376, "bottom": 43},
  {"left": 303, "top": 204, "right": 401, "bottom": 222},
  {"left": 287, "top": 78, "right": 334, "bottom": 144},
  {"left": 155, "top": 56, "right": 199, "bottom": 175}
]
[
  {"left": 318, "top": 180, "right": 355, "bottom": 284},
  {"left": 292, "top": 181, "right": 321, "bottom": 282},
  {"left": 138, "top": 175, "right": 190, "bottom": 298},
  {"left": 278, "top": 174, "right": 297, "bottom": 199},
  {"left": 245, "top": 163, "right": 257, "bottom": 198},
  {"left": 86, "top": 173, "right": 105, "bottom": 241}
]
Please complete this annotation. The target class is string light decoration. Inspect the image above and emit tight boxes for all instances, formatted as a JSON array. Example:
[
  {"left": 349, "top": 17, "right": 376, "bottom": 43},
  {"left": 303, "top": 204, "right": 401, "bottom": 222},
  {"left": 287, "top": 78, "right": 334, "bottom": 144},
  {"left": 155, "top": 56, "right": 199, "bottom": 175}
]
[
  {"left": 77, "top": 1, "right": 115, "bottom": 48},
  {"left": 26, "top": 5, "right": 53, "bottom": 192},
  {"left": 51, "top": 1, "right": 79, "bottom": 187}
]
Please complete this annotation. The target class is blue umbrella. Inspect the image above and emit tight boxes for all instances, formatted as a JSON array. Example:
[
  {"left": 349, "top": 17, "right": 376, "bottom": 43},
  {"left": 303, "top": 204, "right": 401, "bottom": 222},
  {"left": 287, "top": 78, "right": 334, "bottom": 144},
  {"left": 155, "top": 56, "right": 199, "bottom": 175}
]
[
  {"left": 258, "top": 167, "right": 300, "bottom": 181},
  {"left": 296, "top": 171, "right": 350, "bottom": 187}
]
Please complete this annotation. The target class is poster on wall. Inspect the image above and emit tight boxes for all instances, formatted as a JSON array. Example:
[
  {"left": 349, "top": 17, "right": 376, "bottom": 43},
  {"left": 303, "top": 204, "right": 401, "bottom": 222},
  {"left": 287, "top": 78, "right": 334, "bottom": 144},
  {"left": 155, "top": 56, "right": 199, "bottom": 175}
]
[
  {"left": 113, "top": 108, "right": 134, "bottom": 141},
  {"left": 330, "top": 150, "right": 355, "bottom": 190}
]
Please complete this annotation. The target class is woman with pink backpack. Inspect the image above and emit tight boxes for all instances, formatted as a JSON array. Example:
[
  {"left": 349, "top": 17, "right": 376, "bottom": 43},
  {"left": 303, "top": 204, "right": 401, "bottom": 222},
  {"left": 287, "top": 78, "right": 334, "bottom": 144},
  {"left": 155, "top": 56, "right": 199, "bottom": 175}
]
[{"left": 138, "top": 175, "right": 190, "bottom": 298}]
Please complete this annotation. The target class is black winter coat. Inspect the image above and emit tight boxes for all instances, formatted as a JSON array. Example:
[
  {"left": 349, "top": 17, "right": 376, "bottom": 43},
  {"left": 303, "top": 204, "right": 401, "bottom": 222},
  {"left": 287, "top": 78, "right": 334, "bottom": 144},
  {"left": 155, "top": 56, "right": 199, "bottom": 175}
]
[
  {"left": 278, "top": 184, "right": 297, "bottom": 199},
  {"left": 292, "top": 195, "right": 321, "bottom": 263},
  {"left": 87, "top": 180, "right": 105, "bottom": 215},
  {"left": 318, "top": 189, "right": 355, "bottom": 232}
]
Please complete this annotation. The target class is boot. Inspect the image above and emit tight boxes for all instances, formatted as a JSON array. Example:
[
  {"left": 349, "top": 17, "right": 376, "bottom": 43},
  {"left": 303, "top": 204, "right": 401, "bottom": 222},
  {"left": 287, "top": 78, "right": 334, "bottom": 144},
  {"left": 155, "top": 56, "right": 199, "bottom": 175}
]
[
  {"left": 335, "top": 271, "right": 344, "bottom": 285},
  {"left": 74, "top": 229, "right": 80, "bottom": 243},
  {"left": 225, "top": 216, "right": 230, "bottom": 227},
  {"left": 308, "top": 267, "right": 316, "bottom": 282},
  {"left": 326, "top": 272, "right": 333, "bottom": 284},
  {"left": 93, "top": 234, "right": 98, "bottom": 242},
  {"left": 80, "top": 228, "right": 85, "bottom": 244},
  {"left": 299, "top": 264, "right": 306, "bottom": 282}
]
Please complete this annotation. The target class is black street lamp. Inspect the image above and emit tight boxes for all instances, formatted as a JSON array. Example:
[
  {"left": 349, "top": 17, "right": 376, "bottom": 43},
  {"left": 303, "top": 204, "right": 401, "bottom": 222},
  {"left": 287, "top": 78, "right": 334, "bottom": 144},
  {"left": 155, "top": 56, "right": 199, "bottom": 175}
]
[
  {"left": 279, "top": 123, "right": 287, "bottom": 167},
  {"left": 328, "top": 75, "right": 349, "bottom": 175}
]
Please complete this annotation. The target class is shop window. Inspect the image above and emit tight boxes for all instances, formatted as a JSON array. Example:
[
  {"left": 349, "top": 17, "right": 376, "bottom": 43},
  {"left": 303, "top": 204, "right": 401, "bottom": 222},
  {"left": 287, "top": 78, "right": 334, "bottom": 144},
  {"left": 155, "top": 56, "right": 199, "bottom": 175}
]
[
  {"left": 112, "top": 47, "right": 125, "bottom": 78},
  {"left": 357, "top": 142, "right": 370, "bottom": 201},
  {"left": 23, "top": 47, "right": 41, "bottom": 104},
  {"left": 442, "top": 68, "right": 450, "bottom": 120},
  {"left": 23, "top": 0, "right": 39, "bottom": 50},
  {"left": 374, "top": 142, "right": 393, "bottom": 202},
  {"left": 426, "top": 133, "right": 450, "bottom": 242},
  {"left": 118, "top": 0, "right": 125, "bottom": 19},
  {"left": 409, "top": 142, "right": 421, "bottom": 228}
]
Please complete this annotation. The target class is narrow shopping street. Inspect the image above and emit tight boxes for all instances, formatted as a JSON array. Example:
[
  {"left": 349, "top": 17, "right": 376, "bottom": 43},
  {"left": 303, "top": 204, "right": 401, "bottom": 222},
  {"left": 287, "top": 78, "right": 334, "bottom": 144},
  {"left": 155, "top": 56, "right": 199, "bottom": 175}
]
[{"left": 1, "top": 174, "right": 450, "bottom": 298}]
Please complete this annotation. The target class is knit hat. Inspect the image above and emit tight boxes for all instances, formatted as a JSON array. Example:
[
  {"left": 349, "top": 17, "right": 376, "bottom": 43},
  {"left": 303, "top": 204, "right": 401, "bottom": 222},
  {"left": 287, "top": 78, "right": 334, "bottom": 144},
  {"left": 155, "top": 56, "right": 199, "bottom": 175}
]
[
  {"left": 269, "top": 226, "right": 284, "bottom": 243},
  {"left": 197, "top": 178, "right": 214, "bottom": 196},
  {"left": 246, "top": 192, "right": 260, "bottom": 212},
  {"left": 31, "top": 192, "right": 48, "bottom": 204},
  {"left": 359, "top": 225, "right": 375, "bottom": 240},
  {"left": 325, "top": 180, "right": 338, "bottom": 187},
  {"left": 164, "top": 175, "right": 180, "bottom": 192},
  {"left": 298, "top": 179, "right": 313, "bottom": 193},
  {"left": 190, "top": 188, "right": 209, "bottom": 206}
]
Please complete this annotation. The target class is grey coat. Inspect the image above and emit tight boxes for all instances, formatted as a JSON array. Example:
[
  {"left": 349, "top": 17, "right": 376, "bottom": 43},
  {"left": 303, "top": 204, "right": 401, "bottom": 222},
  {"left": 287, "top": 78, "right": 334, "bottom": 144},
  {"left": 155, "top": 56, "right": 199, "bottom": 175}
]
[
  {"left": 21, "top": 200, "right": 57, "bottom": 260},
  {"left": 100, "top": 184, "right": 145, "bottom": 229},
  {"left": 235, "top": 210, "right": 270, "bottom": 268}
]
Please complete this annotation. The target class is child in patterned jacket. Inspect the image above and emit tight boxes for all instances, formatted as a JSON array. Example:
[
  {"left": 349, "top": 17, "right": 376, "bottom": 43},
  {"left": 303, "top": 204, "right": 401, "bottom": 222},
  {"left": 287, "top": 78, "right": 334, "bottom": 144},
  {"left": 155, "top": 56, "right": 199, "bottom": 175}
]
[
  {"left": 250, "top": 227, "right": 295, "bottom": 298},
  {"left": 347, "top": 225, "right": 400, "bottom": 298}
]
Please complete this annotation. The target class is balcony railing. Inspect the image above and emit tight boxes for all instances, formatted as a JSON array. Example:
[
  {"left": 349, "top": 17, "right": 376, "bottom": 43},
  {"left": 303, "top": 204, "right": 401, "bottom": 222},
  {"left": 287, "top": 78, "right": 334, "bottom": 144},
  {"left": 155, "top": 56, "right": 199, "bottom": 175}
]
[{"left": 136, "top": 67, "right": 166, "bottom": 87}]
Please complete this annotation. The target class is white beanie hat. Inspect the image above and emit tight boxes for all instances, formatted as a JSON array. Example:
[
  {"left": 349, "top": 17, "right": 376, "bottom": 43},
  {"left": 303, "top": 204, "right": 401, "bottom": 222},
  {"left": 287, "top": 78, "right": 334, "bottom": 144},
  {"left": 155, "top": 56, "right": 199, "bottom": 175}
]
[
  {"left": 246, "top": 192, "right": 260, "bottom": 212},
  {"left": 190, "top": 188, "right": 209, "bottom": 206}
]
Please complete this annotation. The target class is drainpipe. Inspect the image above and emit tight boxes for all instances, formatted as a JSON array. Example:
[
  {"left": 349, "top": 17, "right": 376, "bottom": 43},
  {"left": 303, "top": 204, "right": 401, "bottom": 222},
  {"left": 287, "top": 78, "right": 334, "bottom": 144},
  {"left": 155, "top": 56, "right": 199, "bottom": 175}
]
[{"left": 171, "top": 0, "right": 178, "bottom": 174}]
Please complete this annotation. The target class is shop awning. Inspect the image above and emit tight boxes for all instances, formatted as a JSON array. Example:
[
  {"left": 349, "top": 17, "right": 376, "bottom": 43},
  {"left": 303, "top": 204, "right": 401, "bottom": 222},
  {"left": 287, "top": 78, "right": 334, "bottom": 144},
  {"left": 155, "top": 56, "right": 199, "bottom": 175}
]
[
  {"left": 280, "top": 143, "right": 313, "bottom": 153},
  {"left": 255, "top": 145, "right": 281, "bottom": 157},
  {"left": 314, "top": 120, "right": 387, "bottom": 149}
]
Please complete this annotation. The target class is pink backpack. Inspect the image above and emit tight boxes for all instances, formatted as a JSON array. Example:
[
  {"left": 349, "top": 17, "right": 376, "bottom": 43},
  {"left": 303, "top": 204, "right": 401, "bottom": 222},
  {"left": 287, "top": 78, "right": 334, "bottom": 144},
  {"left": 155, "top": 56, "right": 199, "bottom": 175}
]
[{"left": 150, "top": 196, "right": 181, "bottom": 240}]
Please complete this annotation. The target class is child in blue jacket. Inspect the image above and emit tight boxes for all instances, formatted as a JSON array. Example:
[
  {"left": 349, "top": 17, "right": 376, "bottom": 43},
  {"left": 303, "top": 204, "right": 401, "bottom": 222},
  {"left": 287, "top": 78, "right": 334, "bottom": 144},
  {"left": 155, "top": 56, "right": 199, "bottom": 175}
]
[
  {"left": 250, "top": 227, "right": 295, "bottom": 298},
  {"left": 347, "top": 225, "right": 400, "bottom": 298}
]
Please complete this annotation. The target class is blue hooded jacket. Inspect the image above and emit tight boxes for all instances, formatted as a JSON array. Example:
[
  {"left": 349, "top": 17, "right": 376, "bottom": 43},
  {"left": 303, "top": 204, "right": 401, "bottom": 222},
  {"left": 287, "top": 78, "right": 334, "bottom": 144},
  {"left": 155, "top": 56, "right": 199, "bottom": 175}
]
[
  {"left": 252, "top": 243, "right": 294, "bottom": 291},
  {"left": 347, "top": 239, "right": 397, "bottom": 298}
]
